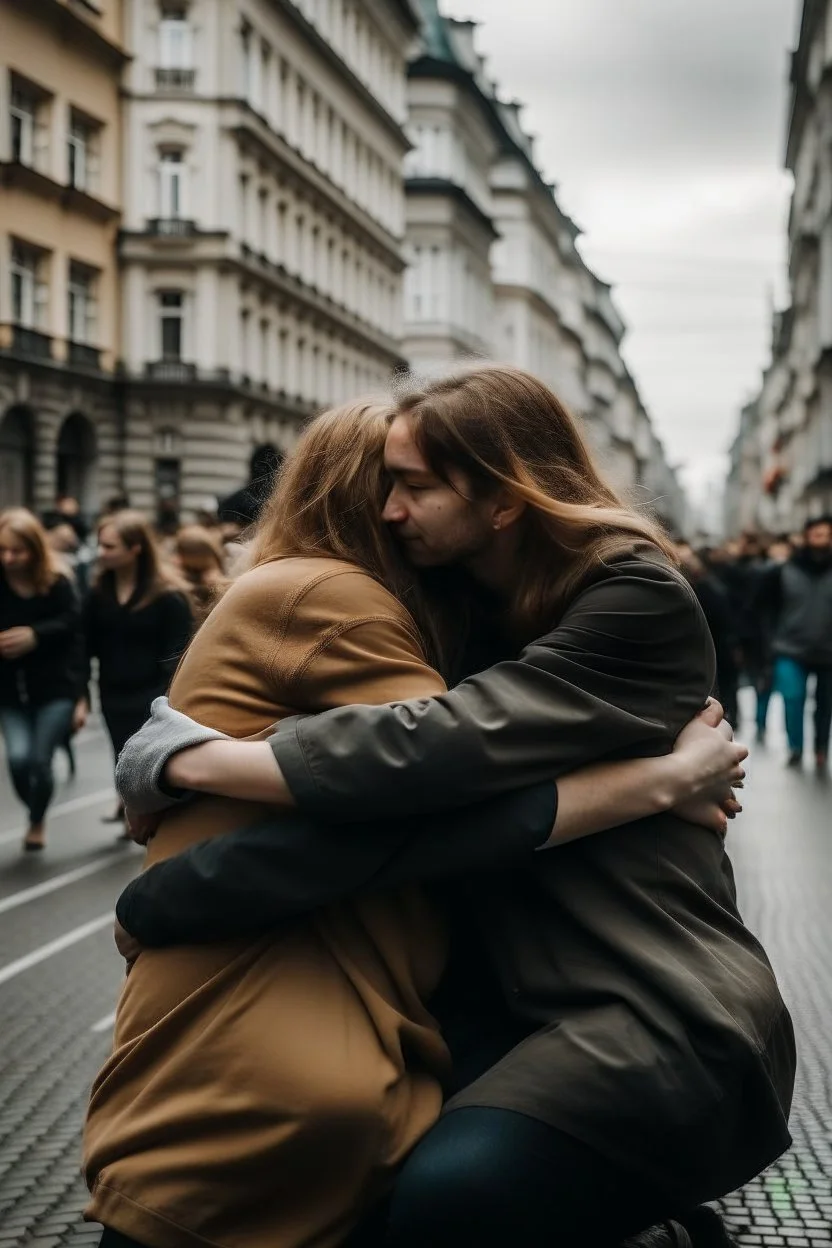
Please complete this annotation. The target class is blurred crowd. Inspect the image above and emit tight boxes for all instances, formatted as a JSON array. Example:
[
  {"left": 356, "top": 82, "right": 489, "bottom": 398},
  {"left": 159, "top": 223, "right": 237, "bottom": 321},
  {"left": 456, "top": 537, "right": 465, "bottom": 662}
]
[
  {"left": 0, "top": 478, "right": 266, "bottom": 852},
  {"left": 676, "top": 517, "right": 832, "bottom": 772},
  {"left": 1, "top": 471, "right": 830, "bottom": 854}
]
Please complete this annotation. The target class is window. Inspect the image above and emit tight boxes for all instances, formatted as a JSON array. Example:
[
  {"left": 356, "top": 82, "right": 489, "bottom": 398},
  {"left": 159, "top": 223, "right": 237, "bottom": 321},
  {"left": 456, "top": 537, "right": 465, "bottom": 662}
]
[
  {"left": 10, "top": 86, "right": 35, "bottom": 165},
  {"left": 240, "top": 23, "right": 253, "bottom": 99},
  {"left": 159, "top": 150, "right": 185, "bottom": 218},
  {"left": 68, "top": 262, "right": 96, "bottom": 343},
  {"left": 159, "top": 291, "right": 183, "bottom": 359},
  {"left": 160, "top": 7, "right": 192, "bottom": 68},
  {"left": 68, "top": 112, "right": 98, "bottom": 191},
  {"left": 10, "top": 242, "right": 47, "bottom": 329}
]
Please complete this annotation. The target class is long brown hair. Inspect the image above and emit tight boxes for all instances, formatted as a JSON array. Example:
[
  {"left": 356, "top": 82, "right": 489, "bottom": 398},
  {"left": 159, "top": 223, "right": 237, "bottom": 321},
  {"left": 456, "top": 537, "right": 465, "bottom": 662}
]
[
  {"left": 395, "top": 364, "right": 676, "bottom": 636},
  {"left": 248, "top": 401, "right": 448, "bottom": 669},
  {"left": 95, "top": 510, "right": 189, "bottom": 610},
  {"left": 0, "top": 508, "right": 65, "bottom": 596},
  {"left": 174, "top": 525, "right": 229, "bottom": 624}
]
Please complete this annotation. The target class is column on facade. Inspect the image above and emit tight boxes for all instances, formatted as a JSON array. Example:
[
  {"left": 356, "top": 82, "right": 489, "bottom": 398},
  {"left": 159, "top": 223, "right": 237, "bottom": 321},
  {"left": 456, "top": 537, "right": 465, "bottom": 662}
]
[
  {"left": 193, "top": 266, "right": 219, "bottom": 373},
  {"left": 123, "top": 266, "right": 145, "bottom": 372}
]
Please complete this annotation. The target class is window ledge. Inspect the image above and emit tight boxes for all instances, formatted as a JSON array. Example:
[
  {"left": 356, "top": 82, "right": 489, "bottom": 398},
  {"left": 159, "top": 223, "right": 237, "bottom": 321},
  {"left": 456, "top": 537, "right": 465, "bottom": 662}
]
[{"left": 0, "top": 161, "right": 120, "bottom": 223}]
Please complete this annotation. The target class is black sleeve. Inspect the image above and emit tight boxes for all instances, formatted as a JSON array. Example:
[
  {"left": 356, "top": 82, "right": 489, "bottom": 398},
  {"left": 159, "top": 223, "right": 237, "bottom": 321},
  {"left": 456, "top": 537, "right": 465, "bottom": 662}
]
[
  {"left": 116, "top": 782, "right": 557, "bottom": 946},
  {"left": 158, "top": 591, "right": 194, "bottom": 680},
  {"left": 31, "top": 577, "right": 80, "bottom": 648},
  {"left": 269, "top": 560, "right": 715, "bottom": 820}
]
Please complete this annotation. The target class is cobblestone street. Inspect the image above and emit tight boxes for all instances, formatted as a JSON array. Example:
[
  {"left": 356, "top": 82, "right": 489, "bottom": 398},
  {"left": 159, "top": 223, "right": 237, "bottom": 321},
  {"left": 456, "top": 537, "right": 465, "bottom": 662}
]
[{"left": 0, "top": 696, "right": 829, "bottom": 1247}]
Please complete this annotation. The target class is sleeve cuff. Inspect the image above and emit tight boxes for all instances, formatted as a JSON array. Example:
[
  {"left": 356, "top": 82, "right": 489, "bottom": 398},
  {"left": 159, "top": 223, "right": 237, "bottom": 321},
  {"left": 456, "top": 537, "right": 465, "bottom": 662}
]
[{"left": 268, "top": 714, "right": 332, "bottom": 815}]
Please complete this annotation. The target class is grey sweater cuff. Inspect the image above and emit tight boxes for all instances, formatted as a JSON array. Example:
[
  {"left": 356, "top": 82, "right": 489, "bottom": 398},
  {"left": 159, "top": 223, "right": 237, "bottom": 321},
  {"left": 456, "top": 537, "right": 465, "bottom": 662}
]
[{"left": 115, "top": 696, "right": 229, "bottom": 814}]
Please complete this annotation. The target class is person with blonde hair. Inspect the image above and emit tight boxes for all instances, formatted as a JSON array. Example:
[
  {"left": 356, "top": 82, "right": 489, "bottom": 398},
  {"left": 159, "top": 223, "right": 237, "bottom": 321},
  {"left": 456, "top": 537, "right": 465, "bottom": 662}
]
[
  {"left": 84, "top": 398, "right": 745, "bottom": 1248},
  {"left": 114, "top": 366, "right": 794, "bottom": 1248},
  {"left": 78, "top": 510, "right": 193, "bottom": 825},
  {"left": 0, "top": 508, "right": 84, "bottom": 850}
]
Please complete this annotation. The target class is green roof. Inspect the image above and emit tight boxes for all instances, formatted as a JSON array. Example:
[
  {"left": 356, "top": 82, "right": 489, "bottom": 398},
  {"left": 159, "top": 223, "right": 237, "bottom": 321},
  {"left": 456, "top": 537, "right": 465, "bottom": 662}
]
[{"left": 413, "top": 0, "right": 457, "bottom": 62}]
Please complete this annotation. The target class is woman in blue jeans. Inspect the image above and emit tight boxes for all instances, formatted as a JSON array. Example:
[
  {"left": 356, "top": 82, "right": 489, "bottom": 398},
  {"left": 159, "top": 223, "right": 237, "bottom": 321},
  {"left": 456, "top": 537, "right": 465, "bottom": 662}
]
[{"left": 0, "top": 508, "right": 84, "bottom": 850}]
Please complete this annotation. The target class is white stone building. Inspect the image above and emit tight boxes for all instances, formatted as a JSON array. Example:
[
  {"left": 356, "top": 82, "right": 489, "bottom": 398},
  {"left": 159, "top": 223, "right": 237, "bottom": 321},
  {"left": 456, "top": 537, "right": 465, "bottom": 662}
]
[
  {"left": 118, "top": 0, "right": 418, "bottom": 520},
  {"left": 728, "top": 0, "right": 832, "bottom": 534}
]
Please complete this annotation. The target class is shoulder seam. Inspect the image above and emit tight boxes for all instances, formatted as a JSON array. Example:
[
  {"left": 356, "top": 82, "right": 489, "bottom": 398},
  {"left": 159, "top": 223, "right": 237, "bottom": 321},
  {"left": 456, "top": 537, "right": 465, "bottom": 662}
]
[
  {"left": 285, "top": 613, "right": 420, "bottom": 688},
  {"left": 260, "top": 565, "right": 412, "bottom": 685}
]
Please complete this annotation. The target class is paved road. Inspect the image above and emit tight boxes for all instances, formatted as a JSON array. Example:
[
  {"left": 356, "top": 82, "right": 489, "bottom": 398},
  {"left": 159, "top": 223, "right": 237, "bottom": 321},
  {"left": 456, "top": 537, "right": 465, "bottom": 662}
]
[{"left": 0, "top": 696, "right": 829, "bottom": 1247}]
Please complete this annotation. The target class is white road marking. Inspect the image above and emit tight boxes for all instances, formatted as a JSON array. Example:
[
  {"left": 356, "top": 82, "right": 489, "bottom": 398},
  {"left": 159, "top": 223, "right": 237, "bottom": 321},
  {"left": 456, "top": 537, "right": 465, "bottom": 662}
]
[
  {"left": 91, "top": 1009, "right": 117, "bottom": 1033},
  {"left": 0, "top": 786, "right": 114, "bottom": 847},
  {"left": 0, "top": 856, "right": 133, "bottom": 916},
  {"left": 0, "top": 912, "right": 113, "bottom": 987}
]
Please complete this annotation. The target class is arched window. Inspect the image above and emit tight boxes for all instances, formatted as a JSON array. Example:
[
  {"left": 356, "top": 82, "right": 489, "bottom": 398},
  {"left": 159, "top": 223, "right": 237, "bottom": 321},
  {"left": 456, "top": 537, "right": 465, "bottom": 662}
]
[
  {"left": 56, "top": 411, "right": 97, "bottom": 511},
  {"left": 0, "top": 406, "right": 35, "bottom": 506}
]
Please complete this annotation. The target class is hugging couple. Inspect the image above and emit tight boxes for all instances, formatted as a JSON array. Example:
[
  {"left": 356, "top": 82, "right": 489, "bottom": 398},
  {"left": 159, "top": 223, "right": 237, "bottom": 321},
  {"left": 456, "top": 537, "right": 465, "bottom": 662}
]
[{"left": 84, "top": 365, "right": 795, "bottom": 1248}]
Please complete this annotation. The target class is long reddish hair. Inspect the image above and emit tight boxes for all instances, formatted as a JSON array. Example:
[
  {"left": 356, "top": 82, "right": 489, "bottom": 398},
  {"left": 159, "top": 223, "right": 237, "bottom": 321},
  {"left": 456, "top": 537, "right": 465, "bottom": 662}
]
[
  {"left": 395, "top": 364, "right": 676, "bottom": 635},
  {"left": 248, "top": 401, "right": 450, "bottom": 669},
  {"left": 0, "top": 508, "right": 64, "bottom": 595}
]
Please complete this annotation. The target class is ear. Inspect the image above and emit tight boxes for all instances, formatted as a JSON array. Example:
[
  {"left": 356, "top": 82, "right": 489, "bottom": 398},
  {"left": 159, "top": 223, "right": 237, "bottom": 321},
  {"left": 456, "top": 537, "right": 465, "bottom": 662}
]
[{"left": 490, "top": 490, "right": 526, "bottom": 532}]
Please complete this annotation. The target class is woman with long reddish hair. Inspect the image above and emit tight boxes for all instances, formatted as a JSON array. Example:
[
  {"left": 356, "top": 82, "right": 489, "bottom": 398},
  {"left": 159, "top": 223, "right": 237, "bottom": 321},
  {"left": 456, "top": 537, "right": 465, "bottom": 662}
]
[
  {"left": 0, "top": 507, "right": 83, "bottom": 850},
  {"left": 79, "top": 510, "right": 193, "bottom": 824}
]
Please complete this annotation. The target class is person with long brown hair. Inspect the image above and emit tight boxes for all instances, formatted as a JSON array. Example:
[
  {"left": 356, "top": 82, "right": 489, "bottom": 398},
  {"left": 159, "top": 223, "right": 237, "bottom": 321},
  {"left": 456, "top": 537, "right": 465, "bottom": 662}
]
[
  {"left": 113, "top": 366, "right": 794, "bottom": 1248},
  {"left": 83, "top": 399, "right": 744, "bottom": 1248},
  {"left": 171, "top": 524, "right": 229, "bottom": 625},
  {"left": 0, "top": 508, "right": 84, "bottom": 850},
  {"left": 79, "top": 510, "right": 193, "bottom": 824}
]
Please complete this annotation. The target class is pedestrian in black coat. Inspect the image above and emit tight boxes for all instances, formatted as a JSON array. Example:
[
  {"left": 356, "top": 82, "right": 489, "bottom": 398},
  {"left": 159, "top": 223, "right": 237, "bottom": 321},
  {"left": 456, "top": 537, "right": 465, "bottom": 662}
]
[
  {"left": 79, "top": 510, "right": 193, "bottom": 825},
  {"left": 0, "top": 509, "right": 84, "bottom": 850}
]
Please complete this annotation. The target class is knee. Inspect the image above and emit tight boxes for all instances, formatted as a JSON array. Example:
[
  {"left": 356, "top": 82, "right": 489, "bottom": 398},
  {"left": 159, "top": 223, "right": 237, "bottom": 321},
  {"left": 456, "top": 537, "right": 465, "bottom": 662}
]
[
  {"left": 387, "top": 1112, "right": 521, "bottom": 1247},
  {"left": 5, "top": 744, "right": 30, "bottom": 775}
]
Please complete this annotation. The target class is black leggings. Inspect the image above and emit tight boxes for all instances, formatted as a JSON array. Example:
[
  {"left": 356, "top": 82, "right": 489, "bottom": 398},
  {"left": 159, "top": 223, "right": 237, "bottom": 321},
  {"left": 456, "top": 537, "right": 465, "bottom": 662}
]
[{"left": 349, "top": 1107, "right": 680, "bottom": 1248}]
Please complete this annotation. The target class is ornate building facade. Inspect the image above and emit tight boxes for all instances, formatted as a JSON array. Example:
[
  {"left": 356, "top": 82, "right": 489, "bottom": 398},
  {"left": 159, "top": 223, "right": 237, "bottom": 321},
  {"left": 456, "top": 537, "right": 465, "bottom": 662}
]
[
  {"left": 727, "top": 0, "right": 832, "bottom": 534},
  {"left": 119, "top": 0, "right": 418, "bottom": 519},
  {"left": 0, "top": 0, "right": 126, "bottom": 515}
]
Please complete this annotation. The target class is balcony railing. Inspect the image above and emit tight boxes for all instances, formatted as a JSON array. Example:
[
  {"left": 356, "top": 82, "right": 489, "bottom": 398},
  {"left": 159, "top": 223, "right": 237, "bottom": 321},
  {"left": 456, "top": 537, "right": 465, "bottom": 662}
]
[
  {"left": 147, "top": 218, "right": 197, "bottom": 237},
  {"left": 154, "top": 67, "right": 196, "bottom": 91},
  {"left": 67, "top": 341, "right": 101, "bottom": 370},
  {"left": 0, "top": 324, "right": 53, "bottom": 360},
  {"left": 145, "top": 359, "right": 197, "bottom": 382}
]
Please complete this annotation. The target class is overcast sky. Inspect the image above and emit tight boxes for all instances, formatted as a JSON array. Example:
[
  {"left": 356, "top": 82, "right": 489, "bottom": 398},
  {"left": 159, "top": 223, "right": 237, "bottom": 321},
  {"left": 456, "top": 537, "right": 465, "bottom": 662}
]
[{"left": 441, "top": 0, "right": 800, "bottom": 496}]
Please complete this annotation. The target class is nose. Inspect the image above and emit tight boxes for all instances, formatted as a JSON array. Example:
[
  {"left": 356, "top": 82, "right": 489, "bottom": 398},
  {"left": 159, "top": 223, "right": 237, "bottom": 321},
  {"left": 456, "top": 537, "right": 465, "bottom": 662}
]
[{"left": 382, "top": 487, "right": 408, "bottom": 524}]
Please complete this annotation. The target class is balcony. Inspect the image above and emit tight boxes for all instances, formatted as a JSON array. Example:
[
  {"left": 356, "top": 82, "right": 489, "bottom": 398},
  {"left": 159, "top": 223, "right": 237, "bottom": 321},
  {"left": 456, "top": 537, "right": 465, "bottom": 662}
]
[
  {"left": 0, "top": 323, "right": 53, "bottom": 360},
  {"left": 67, "top": 341, "right": 101, "bottom": 370},
  {"left": 154, "top": 67, "right": 196, "bottom": 91},
  {"left": 147, "top": 217, "right": 197, "bottom": 237},
  {"left": 145, "top": 359, "right": 197, "bottom": 381}
]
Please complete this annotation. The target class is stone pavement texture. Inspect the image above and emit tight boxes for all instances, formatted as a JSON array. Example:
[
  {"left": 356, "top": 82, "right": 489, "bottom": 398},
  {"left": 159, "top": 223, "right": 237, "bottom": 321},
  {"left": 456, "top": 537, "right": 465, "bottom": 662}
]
[{"left": 0, "top": 697, "right": 829, "bottom": 1246}]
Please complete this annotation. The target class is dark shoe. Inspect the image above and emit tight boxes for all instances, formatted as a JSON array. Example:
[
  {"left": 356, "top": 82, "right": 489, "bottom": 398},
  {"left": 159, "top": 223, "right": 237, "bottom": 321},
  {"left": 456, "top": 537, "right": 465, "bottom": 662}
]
[
  {"left": 622, "top": 1221, "right": 693, "bottom": 1248},
  {"left": 23, "top": 823, "right": 45, "bottom": 852},
  {"left": 678, "top": 1207, "right": 736, "bottom": 1248},
  {"left": 622, "top": 1208, "right": 735, "bottom": 1248},
  {"left": 786, "top": 750, "right": 803, "bottom": 769}
]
